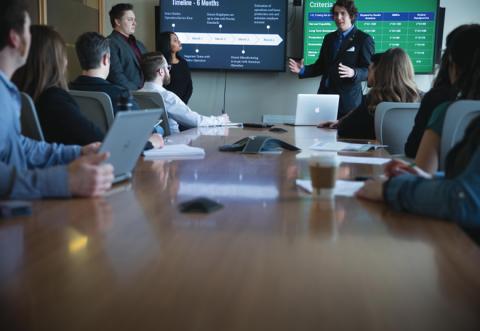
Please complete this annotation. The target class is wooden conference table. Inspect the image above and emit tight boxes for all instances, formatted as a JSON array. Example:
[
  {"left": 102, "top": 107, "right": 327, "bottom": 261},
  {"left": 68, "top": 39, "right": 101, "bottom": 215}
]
[{"left": 1, "top": 126, "right": 480, "bottom": 331}]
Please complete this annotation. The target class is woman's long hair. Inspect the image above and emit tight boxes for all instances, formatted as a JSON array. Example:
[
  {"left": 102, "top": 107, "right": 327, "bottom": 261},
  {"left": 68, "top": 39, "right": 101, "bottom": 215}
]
[
  {"left": 12, "top": 25, "right": 68, "bottom": 101},
  {"left": 367, "top": 48, "right": 421, "bottom": 113},
  {"left": 432, "top": 24, "right": 470, "bottom": 89},
  {"left": 156, "top": 31, "right": 175, "bottom": 64},
  {"left": 449, "top": 24, "right": 480, "bottom": 100}
]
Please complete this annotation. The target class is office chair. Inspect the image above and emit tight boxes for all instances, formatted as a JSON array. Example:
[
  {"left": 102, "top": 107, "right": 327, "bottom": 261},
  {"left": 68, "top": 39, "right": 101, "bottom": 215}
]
[
  {"left": 69, "top": 90, "right": 114, "bottom": 134},
  {"left": 374, "top": 102, "right": 420, "bottom": 155},
  {"left": 440, "top": 100, "right": 480, "bottom": 170},
  {"left": 132, "top": 91, "right": 171, "bottom": 136},
  {"left": 20, "top": 92, "right": 45, "bottom": 141}
]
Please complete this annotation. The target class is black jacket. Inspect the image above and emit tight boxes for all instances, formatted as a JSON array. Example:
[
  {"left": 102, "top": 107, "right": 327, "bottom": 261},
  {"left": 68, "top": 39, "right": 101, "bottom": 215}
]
[
  {"left": 36, "top": 87, "right": 103, "bottom": 145},
  {"left": 404, "top": 86, "right": 458, "bottom": 158},
  {"left": 107, "top": 31, "right": 147, "bottom": 90},
  {"left": 69, "top": 75, "right": 140, "bottom": 113},
  {"left": 166, "top": 56, "right": 193, "bottom": 104},
  {"left": 301, "top": 26, "right": 374, "bottom": 117},
  {"left": 337, "top": 95, "right": 375, "bottom": 140}
]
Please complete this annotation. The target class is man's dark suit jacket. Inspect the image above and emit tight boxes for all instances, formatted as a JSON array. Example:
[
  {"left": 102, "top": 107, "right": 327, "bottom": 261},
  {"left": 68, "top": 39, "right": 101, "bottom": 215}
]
[
  {"left": 301, "top": 26, "right": 374, "bottom": 116},
  {"left": 107, "top": 30, "right": 147, "bottom": 90},
  {"left": 69, "top": 75, "right": 140, "bottom": 113}
]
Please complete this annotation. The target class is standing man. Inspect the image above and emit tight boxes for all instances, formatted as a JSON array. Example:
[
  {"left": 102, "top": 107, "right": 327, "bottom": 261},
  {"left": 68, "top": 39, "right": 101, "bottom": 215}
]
[
  {"left": 289, "top": 0, "right": 374, "bottom": 117},
  {"left": 0, "top": 0, "right": 114, "bottom": 199},
  {"left": 107, "top": 3, "right": 147, "bottom": 90}
]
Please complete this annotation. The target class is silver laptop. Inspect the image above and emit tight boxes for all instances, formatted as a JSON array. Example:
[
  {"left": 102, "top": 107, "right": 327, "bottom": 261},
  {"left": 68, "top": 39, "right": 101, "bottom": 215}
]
[
  {"left": 285, "top": 94, "right": 339, "bottom": 126},
  {"left": 99, "top": 109, "right": 162, "bottom": 183}
]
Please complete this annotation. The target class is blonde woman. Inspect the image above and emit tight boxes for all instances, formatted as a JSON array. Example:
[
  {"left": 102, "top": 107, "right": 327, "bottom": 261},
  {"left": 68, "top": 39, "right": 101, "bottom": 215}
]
[
  {"left": 319, "top": 48, "right": 422, "bottom": 140},
  {"left": 13, "top": 25, "right": 104, "bottom": 145}
]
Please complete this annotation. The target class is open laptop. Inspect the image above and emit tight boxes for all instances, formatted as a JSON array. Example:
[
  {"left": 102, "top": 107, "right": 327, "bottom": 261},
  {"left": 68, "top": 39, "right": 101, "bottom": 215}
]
[
  {"left": 285, "top": 94, "right": 339, "bottom": 126},
  {"left": 99, "top": 109, "right": 162, "bottom": 183}
]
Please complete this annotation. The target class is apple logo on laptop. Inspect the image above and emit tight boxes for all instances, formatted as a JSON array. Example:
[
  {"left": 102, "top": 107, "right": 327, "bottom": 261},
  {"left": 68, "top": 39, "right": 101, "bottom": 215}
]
[{"left": 314, "top": 107, "right": 320, "bottom": 113}]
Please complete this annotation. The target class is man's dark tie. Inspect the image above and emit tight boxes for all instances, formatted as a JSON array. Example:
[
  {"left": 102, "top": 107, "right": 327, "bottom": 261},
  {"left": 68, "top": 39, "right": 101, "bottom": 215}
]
[
  {"left": 333, "top": 32, "right": 345, "bottom": 59},
  {"left": 326, "top": 32, "right": 345, "bottom": 88}
]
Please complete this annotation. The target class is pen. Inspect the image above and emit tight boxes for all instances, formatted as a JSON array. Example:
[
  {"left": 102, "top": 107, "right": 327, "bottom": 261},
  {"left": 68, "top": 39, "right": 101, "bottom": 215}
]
[{"left": 153, "top": 119, "right": 163, "bottom": 128}]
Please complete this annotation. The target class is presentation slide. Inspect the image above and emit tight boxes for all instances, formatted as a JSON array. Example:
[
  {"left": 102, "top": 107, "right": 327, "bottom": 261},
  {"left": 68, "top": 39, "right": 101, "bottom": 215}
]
[
  {"left": 304, "top": 0, "right": 439, "bottom": 73},
  {"left": 159, "top": 0, "right": 287, "bottom": 71}
]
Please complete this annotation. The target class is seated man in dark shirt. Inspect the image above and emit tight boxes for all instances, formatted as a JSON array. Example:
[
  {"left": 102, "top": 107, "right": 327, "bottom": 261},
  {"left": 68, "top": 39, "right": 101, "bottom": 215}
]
[{"left": 70, "top": 31, "right": 140, "bottom": 113}]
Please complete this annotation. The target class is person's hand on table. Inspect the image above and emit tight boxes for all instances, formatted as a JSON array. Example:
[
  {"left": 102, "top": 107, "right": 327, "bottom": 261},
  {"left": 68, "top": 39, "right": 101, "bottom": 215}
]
[
  {"left": 317, "top": 120, "right": 339, "bottom": 129},
  {"left": 68, "top": 153, "right": 114, "bottom": 197},
  {"left": 384, "top": 159, "right": 432, "bottom": 178},
  {"left": 355, "top": 178, "right": 386, "bottom": 202},
  {"left": 148, "top": 133, "right": 164, "bottom": 149},
  {"left": 220, "top": 113, "right": 230, "bottom": 124}
]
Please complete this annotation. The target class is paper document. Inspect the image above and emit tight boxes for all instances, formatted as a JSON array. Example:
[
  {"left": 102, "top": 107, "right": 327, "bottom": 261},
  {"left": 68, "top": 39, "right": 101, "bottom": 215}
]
[
  {"left": 200, "top": 122, "right": 243, "bottom": 127},
  {"left": 338, "top": 156, "right": 390, "bottom": 165},
  {"left": 310, "top": 141, "right": 387, "bottom": 152},
  {"left": 296, "top": 179, "right": 364, "bottom": 197},
  {"left": 143, "top": 144, "right": 205, "bottom": 160}
]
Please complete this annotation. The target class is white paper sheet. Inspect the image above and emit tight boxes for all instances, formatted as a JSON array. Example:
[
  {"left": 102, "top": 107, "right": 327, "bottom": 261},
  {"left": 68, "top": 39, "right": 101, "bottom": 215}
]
[
  {"left": 338, "top": 156, "right": 390, "bottom": 165},
  {"left": 310, "top": 141, "right": 387, "bottom": 152},
  {"left": 296, "top": 179, "right": 364, "bottom": 197},
  {"left": 143, "top": 144, "right": 205, "bottom": 160},
  {"left": 200, "top": 122, "right": 243, "bottom": 127}
]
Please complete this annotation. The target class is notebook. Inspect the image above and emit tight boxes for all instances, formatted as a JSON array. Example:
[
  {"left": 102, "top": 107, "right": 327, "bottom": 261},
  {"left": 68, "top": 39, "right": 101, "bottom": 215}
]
[
  {"left": 285, "top": 94, "right": 339, "bottom": 126},
  {"left": 99, "top": 109, "right": 162, "bottom": 183},
  {"left": 143, "top": 144, "right": 205, "bottom": 160}
]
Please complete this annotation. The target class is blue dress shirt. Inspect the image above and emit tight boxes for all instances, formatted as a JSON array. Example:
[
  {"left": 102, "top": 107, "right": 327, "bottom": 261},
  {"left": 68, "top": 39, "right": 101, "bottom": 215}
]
[
  {"left": 0, "top": 71, "right": 81, "bottom": 199},
  {"left": 384, "top": 147, "right": 480, "bottom": 228}
]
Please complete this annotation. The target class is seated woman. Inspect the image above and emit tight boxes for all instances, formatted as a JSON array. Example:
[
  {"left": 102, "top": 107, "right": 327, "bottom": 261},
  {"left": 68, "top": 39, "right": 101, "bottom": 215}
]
[
  {"left": 13, "top": 25, "right": 162, "bottom": 148},
  {"left": 357, "top": 114, "right": 480, "bottom": 231},
  {"left": 157, "top": 31, "right": 193, "bottom": 104},
  {"left": 410, "top": 24, "right": 480, "bottom": 174},
  {"left": 403, "top": 25, "right": 470, "bottom": 158},
  {"left": 319, "top": 48, "right": 422, "bottom": 140}
]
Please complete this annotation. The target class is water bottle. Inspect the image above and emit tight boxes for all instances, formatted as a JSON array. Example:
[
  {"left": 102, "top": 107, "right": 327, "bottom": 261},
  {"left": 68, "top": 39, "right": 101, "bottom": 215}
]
[{"left": 117, "top": 92, "right": 133, "bottom": 111}]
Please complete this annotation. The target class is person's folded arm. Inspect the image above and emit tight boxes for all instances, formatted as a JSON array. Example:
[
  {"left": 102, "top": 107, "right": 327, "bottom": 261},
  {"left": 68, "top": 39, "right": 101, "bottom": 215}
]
[
  {"left": 163, "top": 92, "right": 200, "bottom": 129},
  {"left": 20, "top": 135, "right": 80, "bottom": 168},
  {"left": 0, "top": 161, "right": 71, "bottom": 199},
  {"left": 384, "top": 148, "right": 480, "bottom": 227}
]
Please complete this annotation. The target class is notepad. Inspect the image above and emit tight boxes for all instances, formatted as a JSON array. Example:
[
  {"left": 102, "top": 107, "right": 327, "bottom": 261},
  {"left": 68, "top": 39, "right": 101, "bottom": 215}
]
[
  {"left": 310, "top": 141, "right": 387, "bottom": 152},
  {"left": 338, "top": 156, "right": 390, "bottom": 165},
  {"left": 296, "top": 179, "right": 364, "bottom": 197},
  {"left": 200, "top": 122, "right": 243, "bottom": 127},
  {"left": 143, "top": 144, "right": 205, "bottom": 160}
]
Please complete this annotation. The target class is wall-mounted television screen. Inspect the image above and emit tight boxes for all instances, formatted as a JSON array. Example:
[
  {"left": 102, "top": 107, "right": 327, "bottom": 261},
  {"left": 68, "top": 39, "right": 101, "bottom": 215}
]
[
  {"left": 303, "top": 0, "right": 440, "bottom": 74},
  {"left": 158, "top": 0, "right": 288, "bottom": 71}
]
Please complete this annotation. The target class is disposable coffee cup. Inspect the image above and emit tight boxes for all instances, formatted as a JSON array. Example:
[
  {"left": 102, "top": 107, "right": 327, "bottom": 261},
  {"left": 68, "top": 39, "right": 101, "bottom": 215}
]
[{"left": 309, "top": 153, "right": 340, "bottom": 198}]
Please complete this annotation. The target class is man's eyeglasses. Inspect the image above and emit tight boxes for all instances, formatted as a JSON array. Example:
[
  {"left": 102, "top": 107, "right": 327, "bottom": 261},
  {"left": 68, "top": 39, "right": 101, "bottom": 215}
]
[{"left": 157, "top": 65, "right": 171, "bottom": 74}]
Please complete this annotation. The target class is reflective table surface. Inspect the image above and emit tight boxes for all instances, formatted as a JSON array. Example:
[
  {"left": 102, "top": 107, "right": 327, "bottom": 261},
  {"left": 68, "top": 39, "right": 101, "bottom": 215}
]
[{"left": 1, "top": 126, "right": 479, "bottom": 331}]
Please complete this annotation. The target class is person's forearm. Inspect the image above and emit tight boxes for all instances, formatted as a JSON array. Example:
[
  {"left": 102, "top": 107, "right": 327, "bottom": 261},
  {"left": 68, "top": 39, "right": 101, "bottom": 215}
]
[
  {"left": 21, "top": 136, "right": 81, "bottom": 167},
  {"left": 385, "top": 174, "right": 480, "bottom": 227},
  {"left": 0, "top": 163, "right": 70, "bottom": 199}
]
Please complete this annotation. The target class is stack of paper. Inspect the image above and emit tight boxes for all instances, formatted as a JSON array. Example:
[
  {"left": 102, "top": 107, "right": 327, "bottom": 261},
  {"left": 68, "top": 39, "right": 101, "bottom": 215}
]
[
  {"left": 200, "top": 122, "right": 243, "bottom": 127},
  {"left": 310, "top": 141, "right": 387, "bottom": 152},
  {"left": 338, "top": 156, "right": 390, "bottom": 165},
  {"left": 143, "top": 144, "right": 205, "bottom": 160},
  {"left": 296, "top": 179, "right": 364, "bottom": 197}
]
